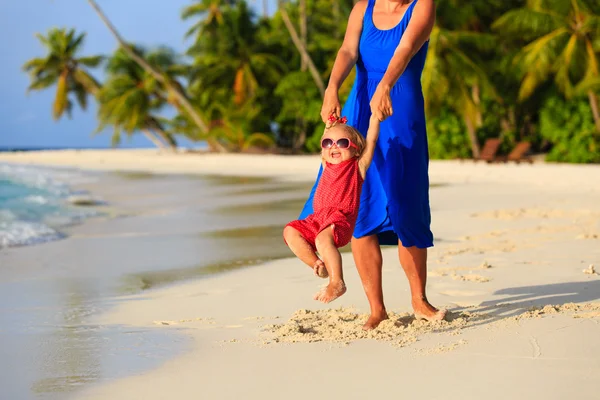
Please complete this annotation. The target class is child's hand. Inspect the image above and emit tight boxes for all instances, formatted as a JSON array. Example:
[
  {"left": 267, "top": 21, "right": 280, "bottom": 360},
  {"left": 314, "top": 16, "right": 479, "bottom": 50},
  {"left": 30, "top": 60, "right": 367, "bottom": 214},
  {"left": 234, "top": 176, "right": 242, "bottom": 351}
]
[{"left": 370, "top": 115, "right": 381, "bottom": 125}]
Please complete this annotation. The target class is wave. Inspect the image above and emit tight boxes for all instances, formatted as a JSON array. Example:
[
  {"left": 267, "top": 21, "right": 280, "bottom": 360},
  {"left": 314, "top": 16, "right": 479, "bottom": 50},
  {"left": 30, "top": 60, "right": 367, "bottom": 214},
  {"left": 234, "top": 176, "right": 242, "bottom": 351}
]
[{"left": 0, "top": 164, "right": 101, "bottom": 249}]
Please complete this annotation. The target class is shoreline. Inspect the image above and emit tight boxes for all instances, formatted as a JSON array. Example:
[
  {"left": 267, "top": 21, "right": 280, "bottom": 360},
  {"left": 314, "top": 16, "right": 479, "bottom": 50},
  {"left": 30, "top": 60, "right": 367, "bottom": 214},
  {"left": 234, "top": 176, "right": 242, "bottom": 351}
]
[{"left": 2, "top": 149, "right": 600, "bottom": 189}]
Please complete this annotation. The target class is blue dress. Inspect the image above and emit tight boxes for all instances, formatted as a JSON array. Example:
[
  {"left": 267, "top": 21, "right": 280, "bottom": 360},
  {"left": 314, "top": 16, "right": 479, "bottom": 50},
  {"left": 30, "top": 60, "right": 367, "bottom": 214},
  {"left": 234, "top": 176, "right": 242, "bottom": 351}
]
[{"left": 299, "top": 0, "right": 434, "bottom": 248}]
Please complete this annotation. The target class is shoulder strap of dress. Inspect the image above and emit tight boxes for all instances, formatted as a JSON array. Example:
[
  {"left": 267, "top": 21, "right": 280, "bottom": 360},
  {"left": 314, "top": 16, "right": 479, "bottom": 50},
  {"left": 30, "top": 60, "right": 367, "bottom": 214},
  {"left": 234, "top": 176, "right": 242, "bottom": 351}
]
[
  {"left": 365, "top": 0, "right": 376, "bottom": 20},
  {"left": 406, "top": 0, "right": 419, "bottom": 20},
  {"left": 398, "top": 0, "right": 419, "bottom": 28}
]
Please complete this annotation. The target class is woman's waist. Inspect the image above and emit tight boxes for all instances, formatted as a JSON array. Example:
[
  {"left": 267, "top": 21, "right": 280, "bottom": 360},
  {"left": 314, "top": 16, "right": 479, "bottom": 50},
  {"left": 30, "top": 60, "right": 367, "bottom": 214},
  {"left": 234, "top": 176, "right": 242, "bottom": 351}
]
[{"left": 356, "top": 69, "right": 422, "bottom": 87}]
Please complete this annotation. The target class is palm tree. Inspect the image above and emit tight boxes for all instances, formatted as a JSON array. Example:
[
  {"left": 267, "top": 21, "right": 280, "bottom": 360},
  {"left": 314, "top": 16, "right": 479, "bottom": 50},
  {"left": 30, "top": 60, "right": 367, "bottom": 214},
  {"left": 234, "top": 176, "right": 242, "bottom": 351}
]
[
  {"left": 85, "top": 0, "right": 228, "bottom": 151},
  {"left": 422, "top": 26, "right": 497, "bottom": 158},
  {"left": 95, "top": 47, "right": 181, "bottom": 150},
  {"left": 493, "top": 0, "right": 600, "bottom": 131},
  {"left": 181, "top": 0, "right": 236, "bottom": 41},
  {"left": 22, "top": 28, "right": 102, "bottom": 120},
  {"left": 189, "top": 1, "right": 285, "bottom": 106}
]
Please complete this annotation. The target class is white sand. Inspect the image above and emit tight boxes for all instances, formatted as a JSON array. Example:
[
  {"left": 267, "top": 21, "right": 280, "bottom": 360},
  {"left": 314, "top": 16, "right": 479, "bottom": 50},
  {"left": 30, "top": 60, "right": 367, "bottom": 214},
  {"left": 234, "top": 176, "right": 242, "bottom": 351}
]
[{"left": 2, "top": 150, "right": 600, "bottom": 399}]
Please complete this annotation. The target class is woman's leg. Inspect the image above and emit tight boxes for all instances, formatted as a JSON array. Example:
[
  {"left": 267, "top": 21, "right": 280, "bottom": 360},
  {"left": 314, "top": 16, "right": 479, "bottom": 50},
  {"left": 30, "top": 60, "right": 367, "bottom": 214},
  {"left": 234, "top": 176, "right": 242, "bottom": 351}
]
[
  {"left": 313, "top": 226, "right": 346, "bottom": 303},
  {"left": 351, "top": 234, "right": 389, "bottom": 330},
  {"left": 398, "top": 244, "right": 445, "bottom": 320}
]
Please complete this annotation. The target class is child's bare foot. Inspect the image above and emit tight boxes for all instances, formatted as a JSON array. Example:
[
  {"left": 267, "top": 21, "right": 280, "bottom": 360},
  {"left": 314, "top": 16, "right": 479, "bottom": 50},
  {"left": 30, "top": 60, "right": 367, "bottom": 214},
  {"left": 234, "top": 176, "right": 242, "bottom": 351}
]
[
  {"left": 362, "top": 311, "right": 389, "bottom": 330},
  {"left": 313, "top": 281, "right": 346, "bottom": 303},
  {"left": 313, "top": 260, "right": 328, "bottom": 278}
]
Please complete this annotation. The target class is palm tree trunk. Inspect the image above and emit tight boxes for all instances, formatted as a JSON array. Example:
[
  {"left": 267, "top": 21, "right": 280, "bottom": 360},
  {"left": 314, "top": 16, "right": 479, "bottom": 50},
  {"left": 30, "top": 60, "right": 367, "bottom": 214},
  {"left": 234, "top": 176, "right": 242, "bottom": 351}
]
[
  {"left": 472, "top": 85, "right": 482, "bottom": 126},
  {"left": 278, "top": 1, "right": 325, "bottom": 97},
  {"left": 587, "top": 90, "right": 600, "bottom": 132},
  {"left": 147, "top": 118, "right": 177, "bottom": 151},
  {"left": 153, "top": 129, "right": 177, "bottom": 151},
  {"left": 300, "top": 0, "right": 307, "bottom": 72},
  {"left": 500, "top": 107, "right": 516, "bottom": 140},
  {"left": 296, "top": 0, "right": 308, "bottom": 151},
  {"left": 86, "top": 0, "right": 227, "bottom": 153},
  {"left": 333, "top": 0, "right": 340, "bottom": 36},
  {"left": 294, "top": 119, "right": 307, "bottom": 151},
  {"left": 142, "top": 129, "right": 167, "bottom": 150},
  {"left": 464, "top": 117, "right": 480, "bottom": 159}
]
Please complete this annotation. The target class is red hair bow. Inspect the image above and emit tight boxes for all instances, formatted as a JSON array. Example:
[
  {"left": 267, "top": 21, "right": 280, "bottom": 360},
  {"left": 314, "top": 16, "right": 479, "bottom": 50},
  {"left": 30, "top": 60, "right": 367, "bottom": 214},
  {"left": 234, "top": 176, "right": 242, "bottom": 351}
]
[{"left": 328, "top": 114, "right": 347, "bottom": 124}]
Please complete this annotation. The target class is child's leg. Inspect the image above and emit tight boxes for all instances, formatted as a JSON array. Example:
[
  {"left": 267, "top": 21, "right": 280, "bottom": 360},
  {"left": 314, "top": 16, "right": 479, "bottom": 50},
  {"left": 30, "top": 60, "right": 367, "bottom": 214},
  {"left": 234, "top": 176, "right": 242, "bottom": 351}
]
[
  {"left": 283, "top": 226, "right": 328, "bottom": 278},
  {"left": 313, "top": 225, "right": 347, "bottom": 303}
]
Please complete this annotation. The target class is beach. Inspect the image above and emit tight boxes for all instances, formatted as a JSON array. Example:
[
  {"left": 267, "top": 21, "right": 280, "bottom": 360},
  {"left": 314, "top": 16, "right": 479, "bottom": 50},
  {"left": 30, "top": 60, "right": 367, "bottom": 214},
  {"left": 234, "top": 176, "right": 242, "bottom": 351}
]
[{"left": 1, "top": 150, "right": 599, "bottom": 400}]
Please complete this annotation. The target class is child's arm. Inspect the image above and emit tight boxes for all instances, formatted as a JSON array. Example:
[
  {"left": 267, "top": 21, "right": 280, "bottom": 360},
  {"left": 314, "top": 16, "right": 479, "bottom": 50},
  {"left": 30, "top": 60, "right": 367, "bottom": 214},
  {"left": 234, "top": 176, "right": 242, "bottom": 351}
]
[{"left": 358, "top": 115, "right": 381, "bottom": 178}]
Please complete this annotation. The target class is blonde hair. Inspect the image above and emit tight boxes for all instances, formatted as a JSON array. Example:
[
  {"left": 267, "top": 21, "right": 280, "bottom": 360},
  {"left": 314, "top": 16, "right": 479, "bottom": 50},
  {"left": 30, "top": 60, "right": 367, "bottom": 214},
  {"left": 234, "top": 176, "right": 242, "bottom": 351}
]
[{"left": 323, "top": 123, "right": 367, "bottom": 156}]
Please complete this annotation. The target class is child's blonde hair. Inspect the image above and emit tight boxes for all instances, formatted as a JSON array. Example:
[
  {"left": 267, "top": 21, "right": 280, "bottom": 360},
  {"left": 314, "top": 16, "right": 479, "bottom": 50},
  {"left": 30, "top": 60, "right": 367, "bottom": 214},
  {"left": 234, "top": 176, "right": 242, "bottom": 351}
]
[{"left": 324, "top": 122, "right": 367, "bottom": 156}]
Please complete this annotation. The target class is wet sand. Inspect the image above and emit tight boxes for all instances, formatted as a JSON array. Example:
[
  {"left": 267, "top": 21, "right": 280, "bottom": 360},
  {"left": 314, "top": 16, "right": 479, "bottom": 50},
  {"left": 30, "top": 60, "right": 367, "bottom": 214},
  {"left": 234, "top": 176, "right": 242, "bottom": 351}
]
[{"left": 0, "top": 169, "right": 313, "bottom": 400}]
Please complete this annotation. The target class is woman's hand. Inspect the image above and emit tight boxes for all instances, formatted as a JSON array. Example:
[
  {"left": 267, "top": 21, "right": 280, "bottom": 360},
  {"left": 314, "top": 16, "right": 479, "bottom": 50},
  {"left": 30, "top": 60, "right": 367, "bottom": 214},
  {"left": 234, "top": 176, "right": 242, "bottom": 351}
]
[
  {"left": 320, "top": 88, "right": 341, "bottom": 125},
  {"left": 370, "top": 84, "right": 393, "bottom": 121}
]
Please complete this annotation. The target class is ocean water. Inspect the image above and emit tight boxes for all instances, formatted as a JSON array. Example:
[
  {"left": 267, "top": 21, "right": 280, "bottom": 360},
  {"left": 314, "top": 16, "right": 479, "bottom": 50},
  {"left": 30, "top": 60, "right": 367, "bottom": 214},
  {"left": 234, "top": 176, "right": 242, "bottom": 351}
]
[{"left": 0, "top": 164, "right": 100, "bottom": 248}]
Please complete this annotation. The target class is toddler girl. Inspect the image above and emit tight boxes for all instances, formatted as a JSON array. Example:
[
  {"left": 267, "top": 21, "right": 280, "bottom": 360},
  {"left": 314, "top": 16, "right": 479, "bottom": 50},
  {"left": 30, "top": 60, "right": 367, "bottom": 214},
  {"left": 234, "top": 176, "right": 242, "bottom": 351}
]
[{"left": 283, "top": 115, "right": 381, "bottom": 303}]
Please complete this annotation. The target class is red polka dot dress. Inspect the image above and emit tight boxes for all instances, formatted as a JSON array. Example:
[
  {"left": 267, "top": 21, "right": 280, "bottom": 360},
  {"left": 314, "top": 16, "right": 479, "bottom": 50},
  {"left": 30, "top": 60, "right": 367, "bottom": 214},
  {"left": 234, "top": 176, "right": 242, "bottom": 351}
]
[{"left": 285, "top": 158, "right": 363, "bottom": 249}]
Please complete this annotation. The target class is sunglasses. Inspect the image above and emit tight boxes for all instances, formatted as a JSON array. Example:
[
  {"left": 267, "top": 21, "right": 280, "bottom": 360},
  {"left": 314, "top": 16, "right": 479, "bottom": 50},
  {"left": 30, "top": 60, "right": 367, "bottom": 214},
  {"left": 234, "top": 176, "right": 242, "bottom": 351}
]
[{"left": 321, "top": 138, "right": 358, "bottom": 150}]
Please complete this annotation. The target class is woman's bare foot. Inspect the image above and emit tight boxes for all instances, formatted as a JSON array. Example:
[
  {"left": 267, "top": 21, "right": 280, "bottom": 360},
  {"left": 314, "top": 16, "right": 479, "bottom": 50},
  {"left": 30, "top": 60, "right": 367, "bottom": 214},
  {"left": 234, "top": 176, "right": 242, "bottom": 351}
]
[
  {"left": 412, "top": 298, "right": 447, "bottom": 322},
  {"left": 313, "top": 260, "right": 328, "bottom": 278},
  {"left": 313, "top": 280, "right": 346, "bottom": 303},
  {"left": 362, "top": 310, "right": 389, "bottom": 330}
]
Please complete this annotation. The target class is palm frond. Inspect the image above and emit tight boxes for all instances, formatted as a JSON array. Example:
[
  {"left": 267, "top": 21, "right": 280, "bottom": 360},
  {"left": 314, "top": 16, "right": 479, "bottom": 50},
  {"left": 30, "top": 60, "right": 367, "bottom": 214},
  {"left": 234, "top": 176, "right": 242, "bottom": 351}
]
[
  {"left": 446, "top": 31, "right": 497, "bottom": 52},
  {"left": 242, "top": 133, "right": 275, "bottom": 150},
  {"left": 73, "top": 84, "right": 88, "bottom": 110},
  {"left": 53, "top": 72, "right": 68, "bottom": 120},
  {"left": 493, "top": 9, "right": 564, "bottom": 39},
  {"left": 67, "top": 32, "right": 86, "bottom": 55},
  {"left": 518, "top": 68, "right": 550, "bottom": 100},
  {"left": 554, "top": 34, "right": 579, "bottom": 97},
  {"left": 77, "top": 55, "right": 104, "bottom": 68},
  {"left": 184, "top": 21, "right": 204, "bottom": 38},
  {"left": 73, "top": 69, "right": 101, "bottom": 94},
  {"left": 27, "top": 73, "right": 59, "bottom": 91},
  {"left": 584, "top": 38, "right": 599, "bottom": 77},
  {"left": 574, "top": 75, "right": 600, "bottom": 95},
  {"left": 22, "top": 58, "right": 46, "bottom": 72},
  {"left": 181, "top": 2, "right": 208, "bottom": 20}
]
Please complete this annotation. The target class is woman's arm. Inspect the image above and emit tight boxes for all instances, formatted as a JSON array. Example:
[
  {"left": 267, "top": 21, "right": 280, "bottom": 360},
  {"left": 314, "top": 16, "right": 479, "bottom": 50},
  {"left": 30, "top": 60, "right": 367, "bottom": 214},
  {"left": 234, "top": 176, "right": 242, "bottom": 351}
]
[
  {"left": 320, "top": 0, "right": 368, "bottom": 123},
  {"left": 370, "top": 0, "right": 436, "bottom": 121}
]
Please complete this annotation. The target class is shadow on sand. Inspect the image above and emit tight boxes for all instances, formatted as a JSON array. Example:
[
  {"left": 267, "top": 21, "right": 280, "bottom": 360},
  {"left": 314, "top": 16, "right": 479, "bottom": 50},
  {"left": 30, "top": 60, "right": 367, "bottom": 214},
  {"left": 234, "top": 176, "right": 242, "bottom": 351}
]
[{"left": 443, "top": 279, "right": 600, "bottom": 328}]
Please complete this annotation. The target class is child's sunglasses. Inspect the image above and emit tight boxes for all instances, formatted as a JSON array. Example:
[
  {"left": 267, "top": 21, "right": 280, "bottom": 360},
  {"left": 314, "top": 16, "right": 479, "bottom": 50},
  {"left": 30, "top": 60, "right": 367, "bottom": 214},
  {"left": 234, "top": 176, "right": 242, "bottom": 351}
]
[{"left": 321, "top": 138, "right": 358, "bottom": 150}]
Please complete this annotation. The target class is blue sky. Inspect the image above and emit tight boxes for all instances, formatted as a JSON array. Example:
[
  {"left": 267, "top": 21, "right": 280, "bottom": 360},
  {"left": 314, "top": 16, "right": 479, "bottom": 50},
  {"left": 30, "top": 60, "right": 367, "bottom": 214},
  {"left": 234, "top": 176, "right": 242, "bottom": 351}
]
[{"left": 0, "top": 0, "right": 273, "bottom": 149}]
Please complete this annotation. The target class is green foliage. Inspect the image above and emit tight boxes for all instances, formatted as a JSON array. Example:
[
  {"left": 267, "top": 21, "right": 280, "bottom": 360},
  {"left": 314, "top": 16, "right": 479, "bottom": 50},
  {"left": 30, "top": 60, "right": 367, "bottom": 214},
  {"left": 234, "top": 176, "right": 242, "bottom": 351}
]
[
  {"left": 95, "top": 46, "right": 181, "bottom": 149},
  {"left": 539, "top": 96, "right": 600, "bottom": 163},
  {"left": 274, "top": 71, "right": 322, "bottom": 147},
  {"left": 207, "top": 103, "right": 275, "bottom": 151},
  {"left": 188, "top": 1, "right": 284, "bottom": 108},
  {"left": 23, "top": 0, "right": 600, "bottom": 161},
  {"left": 493, "top": 1, "right": 600, "bottom": 101},
  {"left": 426, "top": 108, "right": 471, "bottom": 159}
]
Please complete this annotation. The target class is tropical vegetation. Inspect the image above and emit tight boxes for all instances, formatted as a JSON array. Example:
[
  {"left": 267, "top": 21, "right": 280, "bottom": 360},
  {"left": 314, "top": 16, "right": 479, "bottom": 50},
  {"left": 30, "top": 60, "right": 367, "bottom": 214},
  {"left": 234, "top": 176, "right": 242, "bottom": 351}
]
[{"left": 22, "top": 0, "right": 600, "bottom": 162}]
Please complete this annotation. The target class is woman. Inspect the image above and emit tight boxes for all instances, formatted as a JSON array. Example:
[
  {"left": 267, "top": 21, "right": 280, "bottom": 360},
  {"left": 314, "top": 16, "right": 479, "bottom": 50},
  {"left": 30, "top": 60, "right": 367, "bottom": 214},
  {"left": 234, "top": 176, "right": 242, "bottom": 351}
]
[{"left": 299, "top": 0, "right": 445, "bottom": 329}]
